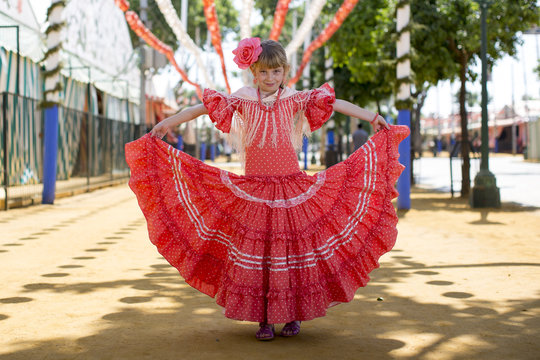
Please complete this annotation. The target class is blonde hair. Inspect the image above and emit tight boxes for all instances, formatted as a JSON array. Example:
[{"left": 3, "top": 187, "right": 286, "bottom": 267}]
[{"left": 250, "top": 40, "right": 290, "bottom": 75}]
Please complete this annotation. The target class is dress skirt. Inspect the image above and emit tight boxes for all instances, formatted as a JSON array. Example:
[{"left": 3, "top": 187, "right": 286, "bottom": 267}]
[{"left": 125, "top": 125, "right": 409, "bottom": 324}]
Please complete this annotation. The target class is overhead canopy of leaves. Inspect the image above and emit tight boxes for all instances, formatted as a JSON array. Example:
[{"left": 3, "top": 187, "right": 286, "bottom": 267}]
[
  {"left": 326, "top": 0, "right": 538, "bottom": 106},
  {"left": 326, "top": 0, "right": 395, "bottom": 107},
  {"left": 409, "top": 0, "right": 459, "bottom": 91},
  {"left": 440, "top": 0, "right": 539, "bottom": 82}
]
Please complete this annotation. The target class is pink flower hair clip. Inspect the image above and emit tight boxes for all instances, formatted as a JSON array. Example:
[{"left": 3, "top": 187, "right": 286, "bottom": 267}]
[{"left": 232, "top": 37, "right": 263, "bottom": 70}]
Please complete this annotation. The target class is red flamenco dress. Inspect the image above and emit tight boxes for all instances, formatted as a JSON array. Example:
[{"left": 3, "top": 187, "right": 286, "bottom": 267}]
[{"left": 125, "top": 84, "right": 409, "bottom": 324}]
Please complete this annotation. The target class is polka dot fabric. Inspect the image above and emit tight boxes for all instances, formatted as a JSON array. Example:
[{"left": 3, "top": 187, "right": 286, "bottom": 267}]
[
  {"left": 303, "top": 83, "right": 335, "bottom": 131},
  {"left": 203, "top": 84, "right": 335, "bottom": 175},
  {"left": 126, "top": 126, "right": 408, "bottom": 323},
  {"left": 125, "top": 123, "right": 409, "bottom": 324}
]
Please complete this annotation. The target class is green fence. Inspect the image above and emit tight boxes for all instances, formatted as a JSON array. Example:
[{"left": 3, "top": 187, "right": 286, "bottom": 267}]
[{"left": 1, "top": 92, "right": 145, "bottom": 210}]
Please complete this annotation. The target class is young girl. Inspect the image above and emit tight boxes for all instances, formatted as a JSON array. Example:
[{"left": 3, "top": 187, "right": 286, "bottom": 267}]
[{"left": 125, "top": 38, "right": 409, "bottom": 341}]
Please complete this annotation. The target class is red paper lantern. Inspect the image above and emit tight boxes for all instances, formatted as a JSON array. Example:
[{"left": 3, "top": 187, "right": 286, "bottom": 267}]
[
  {"left": 269, "top": 0, "right": 291, "bottom": 41},
  {"left": 114, "top": 0, "right": 130, "bottom": 12},
  {"left": 203, "top": 0, "right": 231, "bottom": 94}
]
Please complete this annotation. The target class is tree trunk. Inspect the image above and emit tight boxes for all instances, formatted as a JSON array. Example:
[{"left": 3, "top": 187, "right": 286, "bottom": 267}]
[
  {"left": 459, "top": 62, "right": 470, "bottom": 197},
  {"left": 319, "top": 124, "right": 327, "bottom": 166},
  {"left": 415, "top": 91, "right": 427, "bottom": 151},
  {"left": 409, "top": 90, "right": 426, "bottom": 185}
]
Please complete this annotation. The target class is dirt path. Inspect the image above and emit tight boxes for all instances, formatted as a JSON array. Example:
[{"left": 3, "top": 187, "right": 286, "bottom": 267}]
[{"left": 0, "top": 185, "right": 538, "bottom": 360}]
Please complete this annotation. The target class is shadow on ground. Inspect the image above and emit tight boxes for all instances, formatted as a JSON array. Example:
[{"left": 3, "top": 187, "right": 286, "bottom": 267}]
[
  {"left": 1, "top": 253, "right": 539, "bottom": 360},
  {"left": 398, "top": 187, "right": 539, "bottom": 225}
]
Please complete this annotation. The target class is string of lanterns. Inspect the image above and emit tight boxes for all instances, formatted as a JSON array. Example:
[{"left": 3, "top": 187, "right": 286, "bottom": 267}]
[
  {"left": 115, "top": 0, "right": 129, "bottom": 12},
  {"left": 115, "top": 0, "right": 203, "bottom": 99},
  {"left": 155, "top": 0, "right": 217, "bottom": 89},
  {"left": 202, "top": 0, "right": 231, "bottom": 93},
  {"left": 284, "top": 0, "right": 327, "bottom": 60},
  {"left": 240, "top": 0, "right": 254, "bottom": 40},
  {"left": 288, "top": 0, "right": 359, "bottom": 86},
  {"left": 269, "top": 0, "right": 291, "bottom": 40},
  {"left": 116, "top": 0, "right": 360, "bottom": 95}
]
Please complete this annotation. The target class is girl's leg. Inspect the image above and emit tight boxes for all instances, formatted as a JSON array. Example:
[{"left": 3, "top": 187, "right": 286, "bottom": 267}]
[{"left": 280, "top": 321, "right": 301, "bottom": 337}]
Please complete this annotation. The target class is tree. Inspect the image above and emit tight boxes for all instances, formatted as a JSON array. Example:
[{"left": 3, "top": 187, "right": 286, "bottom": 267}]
[
  {"left": 327, "top": 0, "right": 395, "bottom": 110},
  {"left": 326, "top": 0, "right": 457, "bottom": 117},
  {"left": 408, "top": 0, "right": 459, "bottom": 178},
  {"left": 452, "top": 89, "right": 487, "bottom": 108},
  {"left": 327, "top": 0, "right": 457, "bottom": 183},
  {"left": 439, "top": 0, "right": 538, "bottom": 197}
]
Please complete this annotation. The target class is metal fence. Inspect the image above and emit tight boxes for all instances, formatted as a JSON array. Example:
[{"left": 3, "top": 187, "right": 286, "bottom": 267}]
[{"left": 1, "top": 92, "right": 145, "bottom": 210}]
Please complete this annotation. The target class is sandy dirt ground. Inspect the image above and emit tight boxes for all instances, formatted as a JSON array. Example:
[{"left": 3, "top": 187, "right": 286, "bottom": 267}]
[{"left": 0, "top": 180, "right": 539, "bottom": 360}]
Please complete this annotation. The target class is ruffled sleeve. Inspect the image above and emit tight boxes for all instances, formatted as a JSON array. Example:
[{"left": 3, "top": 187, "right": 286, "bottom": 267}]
[
  {"left": 304, "top": 83, "right": 336, "bottom": 131},
  {"left": 202, "top": 89, "right": 235, "bottom": 133}
]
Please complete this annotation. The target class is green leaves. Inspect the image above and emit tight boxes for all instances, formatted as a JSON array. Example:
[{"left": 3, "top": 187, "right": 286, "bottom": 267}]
[
  {"left": 327, "top": 0, "right": 395, "bottom": 105},
  {"left": 326, "top": 0, "right": 537, "bottom": 109}
]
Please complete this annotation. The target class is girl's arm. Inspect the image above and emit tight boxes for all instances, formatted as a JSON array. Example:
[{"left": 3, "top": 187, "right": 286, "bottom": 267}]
[
  {"left": 333, "top": 99, "right": 389, "bottom": 131},
  {"left": 150, "top": 104, "right": 208, "bottom": 138}
]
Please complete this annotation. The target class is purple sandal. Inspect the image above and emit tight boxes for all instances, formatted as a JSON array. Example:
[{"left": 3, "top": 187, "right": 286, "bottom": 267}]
[
  {"left": 255, "top": 323, "right": 275, "bottom": 341},
  {"left": 280, "top": 321, "right": 301, "bottom": 337}
]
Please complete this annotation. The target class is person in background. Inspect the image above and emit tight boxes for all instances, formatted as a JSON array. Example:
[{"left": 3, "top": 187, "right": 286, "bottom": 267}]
[{"left": 352, "top": 122, "right": 369, "bottom": 151}]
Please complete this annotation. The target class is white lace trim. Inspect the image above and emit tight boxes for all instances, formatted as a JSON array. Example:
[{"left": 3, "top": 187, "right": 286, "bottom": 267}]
[
  {"left": 210, "top": 86, "right": 334, "bottom": 170},
  {"left": 167, "top": 137, "right": 377, "bottom": 272},
  {"left": 225, "top": 93, "right": 312, "bottom": 170},
  {"left": 219, "top": 170, "right": 327, "bottom": 208}
]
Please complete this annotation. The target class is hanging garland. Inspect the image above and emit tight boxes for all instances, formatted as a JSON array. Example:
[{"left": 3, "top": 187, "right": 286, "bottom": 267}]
[
  {"left": 114, "top": 1, "right": 203, "bottom": 99},
  {"left": 269, "top": 0, "right": 291, "bottom": 40},
  {"left": 40, "top": 0, "right": 66, "bottom": 109},
  {"left": 284, "top": 0, "right": 326, "bottom": 60},
  {"left": 288, "top": 0, "right": 359, "bottom": 86},
  {"left": 202, "top": 0, "right": 231, "bottom": 94},
  {"left": 155, "top": 0, "right": 216, "bottom": 89},
  {"left": 124, "top": 10, "right": 203, "bottom": 99},
  {"left": 238, "top": 0, "right": 254, "bottom": 85},
  {"left": 115, "top": 0, "right": 129, "bottom": 12},
  {"left": 240, "top": 0, "right": 254, "bottom": 39},
  {"left": 125, "top": 11, "right": 171, "bottom": 53}
]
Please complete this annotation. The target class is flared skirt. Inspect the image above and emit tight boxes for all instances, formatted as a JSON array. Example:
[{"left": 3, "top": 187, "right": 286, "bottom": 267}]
[{"left": 125, "top": 125, "right": 409, "bottom": 324}]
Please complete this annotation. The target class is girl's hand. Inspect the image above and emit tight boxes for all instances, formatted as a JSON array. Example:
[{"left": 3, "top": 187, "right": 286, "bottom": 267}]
[
  {"left": 150, "top": 120, "right": 170, "bottom": 138},
  {"left": 371, "top": 114, "right": 390, "bottom": 132}
]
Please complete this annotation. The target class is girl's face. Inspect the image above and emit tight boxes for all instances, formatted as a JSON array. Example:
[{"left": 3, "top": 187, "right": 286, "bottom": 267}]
[{"left": 253, "top": 66, "right": 285, "bottom": 95}]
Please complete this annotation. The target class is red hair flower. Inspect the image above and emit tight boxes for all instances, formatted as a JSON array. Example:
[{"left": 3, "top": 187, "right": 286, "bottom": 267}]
[{"left": 232, "top": 37, "right": 263, "bottom": 70}]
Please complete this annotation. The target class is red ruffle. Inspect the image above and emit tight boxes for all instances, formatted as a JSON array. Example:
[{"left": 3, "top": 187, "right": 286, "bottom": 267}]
[
  {"left": 125, "top": 125, "right": 409, "bottom": 324},
  {"left": 202, "top": 88, "right": 234, "bottom": 133},
  {"left": 304, "top": 83, "right": 336, "bottom": 131}
]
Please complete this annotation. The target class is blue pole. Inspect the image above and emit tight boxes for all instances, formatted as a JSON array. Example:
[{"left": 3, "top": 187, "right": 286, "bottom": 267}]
[
  {"left": 42, "top": 105, "right": 59, "bottom": 204},
  {"left": 200, "top": 142, "right": 207, "bottom": 161},
  {"left": 210, "top": 143, "right": 216, "bottom": 161},
  {"left": 327, "top": 130, "right": 335, "bottom": 146},
  {"left": 397, "top": 109, "right": 411, "bottom": 210},
  {"left": 176, "top": 134, "right": 183, "bottom": 151},
  {"left": 302, "top": 136, "right": 308, "bottom": 170}
]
